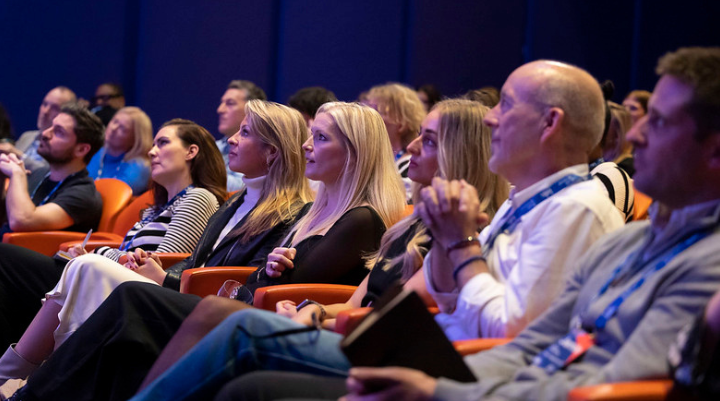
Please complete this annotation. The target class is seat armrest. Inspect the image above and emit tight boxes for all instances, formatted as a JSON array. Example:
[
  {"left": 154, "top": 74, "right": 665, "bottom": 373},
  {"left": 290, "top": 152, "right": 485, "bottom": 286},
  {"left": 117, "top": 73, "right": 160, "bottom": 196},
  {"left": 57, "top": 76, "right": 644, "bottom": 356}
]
[
  {"left": 567, "top": 380, "right": 673, "bottom": 401},
  {"left": 179, "top": 266, "right": 258, "bottom": 297},
  {"left": 452, "top": 338, "right": 512, "bottom": 356},
  {"left": 3, "top": 231, "right": 122, "bottom": 256},
  {"left": 253, "top": 284, "right": 357, "bottom": 311}
]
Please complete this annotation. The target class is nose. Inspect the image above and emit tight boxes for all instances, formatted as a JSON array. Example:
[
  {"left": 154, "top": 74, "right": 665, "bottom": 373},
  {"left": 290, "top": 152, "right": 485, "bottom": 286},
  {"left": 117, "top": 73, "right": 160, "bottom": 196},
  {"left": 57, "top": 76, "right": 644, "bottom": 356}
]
[
  {"left": 227, "top": 131, "right": 239, "bottom": 146},
  {"left": 302, "top": 136, "right": 313, "bottom": 151},
  {"left": 148, "top": 145, "right": 158, "bottom": 157},
  {"left": 626, "top": 115, "right": 648, "bottom": 147},
  {"left": 483, "top": 105, "right": 499, "bottom": 128},
  {"left": 41, "top": 127, "right": 53, "bottom": 139},
  {"left": 217, "top": 102, "right": 225, "bottom": 114},
  {"left": 407, "top": 135, "right": 422, "bottom": 155}
]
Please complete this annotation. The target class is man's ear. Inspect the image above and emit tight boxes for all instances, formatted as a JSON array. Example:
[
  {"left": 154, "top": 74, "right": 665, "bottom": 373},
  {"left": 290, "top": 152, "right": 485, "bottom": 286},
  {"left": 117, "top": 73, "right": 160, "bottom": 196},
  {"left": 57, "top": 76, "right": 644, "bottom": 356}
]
[
  {"left": 74, "top": 143, "right": 92, "bottom": 160},
  {"left": 539, "top": 107, "right": 565, "bottom": 144},
  {"left": 186, "top": 144, "right": 199, "bottom": 161}
]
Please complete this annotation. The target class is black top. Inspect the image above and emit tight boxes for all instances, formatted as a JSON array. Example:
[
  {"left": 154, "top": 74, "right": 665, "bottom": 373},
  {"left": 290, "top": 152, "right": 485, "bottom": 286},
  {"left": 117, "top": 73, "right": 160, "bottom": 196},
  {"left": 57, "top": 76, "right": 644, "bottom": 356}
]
[
  {"left": 246, "top": 206, "right": 386, "bottom": 293},
  {"left": 617, "top": 156, "right": 635, "bottom": 177},
  {"left": 361, "top": 219, "right": 431, "bottom": 307},
  {"left": 0, "top": 168, "right": 102, "bottom": 235}
]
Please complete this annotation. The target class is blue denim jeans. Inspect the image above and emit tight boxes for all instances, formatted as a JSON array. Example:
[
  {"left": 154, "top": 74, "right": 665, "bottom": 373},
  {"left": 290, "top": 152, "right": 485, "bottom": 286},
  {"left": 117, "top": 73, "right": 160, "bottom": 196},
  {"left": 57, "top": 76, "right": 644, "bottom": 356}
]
[{"left": 130, "top": 308, "right": 351, "bottom": 401}]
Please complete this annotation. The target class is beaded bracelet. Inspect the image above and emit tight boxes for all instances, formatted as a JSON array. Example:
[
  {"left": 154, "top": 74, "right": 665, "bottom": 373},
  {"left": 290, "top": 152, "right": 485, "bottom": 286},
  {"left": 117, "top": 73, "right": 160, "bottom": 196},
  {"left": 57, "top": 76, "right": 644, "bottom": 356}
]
[
  {"left": 445, "top": 235, "right": 481, "bottom": 255},
  {"left": 452, "top": 255, "right": 486, "bottom": 282}
]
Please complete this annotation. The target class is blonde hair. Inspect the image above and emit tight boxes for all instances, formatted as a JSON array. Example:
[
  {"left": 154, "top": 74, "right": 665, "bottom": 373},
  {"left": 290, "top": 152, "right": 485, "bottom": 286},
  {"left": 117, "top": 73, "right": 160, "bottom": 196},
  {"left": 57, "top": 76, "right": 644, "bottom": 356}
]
[
  {"left": 115, "top": 107, "right": 153, "bottom": 162},
  {"left": 605, "top": 101, "right": 634, "bottom": 162},
  {"left": 369, "top": 99, "right": 510, "bottom": 280},
  {"left": 288, "top": 102, "right": 406, "bottom": 246},
  {"left": 232, "top": 100, "right": 314, "bottom": 243},
  {"left": 367, "top": 83, "right": 426, "bottom": 151}
]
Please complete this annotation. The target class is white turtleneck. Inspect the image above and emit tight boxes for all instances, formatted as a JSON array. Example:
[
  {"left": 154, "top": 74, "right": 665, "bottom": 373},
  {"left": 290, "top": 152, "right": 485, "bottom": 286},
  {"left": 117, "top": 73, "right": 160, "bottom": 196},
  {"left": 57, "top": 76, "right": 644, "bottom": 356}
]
[{"left": 210, "top": 174, "right": 267, "bottom": 251}]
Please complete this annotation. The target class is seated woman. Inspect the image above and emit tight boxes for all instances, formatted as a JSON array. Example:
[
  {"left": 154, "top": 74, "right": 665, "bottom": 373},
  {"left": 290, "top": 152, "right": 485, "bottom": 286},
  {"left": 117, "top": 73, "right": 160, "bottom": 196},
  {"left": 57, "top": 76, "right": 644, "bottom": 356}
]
[
  {"left": 622, "top": 89, "right": 651, "bottom": 126},
  {"left": 5, "top": 101, "right": 407, "bottom": 401},
  {"left": 0, "top": 118, "right": 226, "bottom": 386},
  {"left": 86, "top": 106, "right": 153, "bottom": 195},
  {"left": 602, "top": 101, "right": 636, "bottom": 177},
  {"left": 365, "top": 83, "right": 426, "bottom": 202},
  {"left": 128, "top": 99, "right": 508, "bottom": 401}
]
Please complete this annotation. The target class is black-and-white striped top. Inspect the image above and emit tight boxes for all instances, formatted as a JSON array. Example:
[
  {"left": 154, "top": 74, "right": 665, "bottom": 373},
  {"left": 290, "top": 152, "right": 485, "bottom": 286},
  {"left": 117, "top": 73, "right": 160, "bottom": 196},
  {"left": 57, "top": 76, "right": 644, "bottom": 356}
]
[
  {"left": 94, "top": 187, "right": 220, "bottom": 261},
  {"left": 591, "top": 161, "right": 635, "bottom": 222}
]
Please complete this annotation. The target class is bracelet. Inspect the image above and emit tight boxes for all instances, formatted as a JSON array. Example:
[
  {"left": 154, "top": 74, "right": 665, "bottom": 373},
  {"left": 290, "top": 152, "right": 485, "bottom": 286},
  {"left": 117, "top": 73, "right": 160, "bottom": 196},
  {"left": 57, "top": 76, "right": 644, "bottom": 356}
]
[
  {"left": 446, "top": 235, "right": 480, "bottom": 255},
  {"left": 297, "top": 299, "right": 327, "bottom": 321},
  {"left": 452, "top": 255, "right": 486, "bottom": 282}
]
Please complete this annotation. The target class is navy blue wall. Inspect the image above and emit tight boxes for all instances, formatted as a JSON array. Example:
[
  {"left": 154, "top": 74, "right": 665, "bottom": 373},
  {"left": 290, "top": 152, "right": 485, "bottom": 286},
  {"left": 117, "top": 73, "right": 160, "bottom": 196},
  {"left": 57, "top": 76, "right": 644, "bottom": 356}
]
[{"left": 1, "top": 0, "right": 719, "bottom": 138}]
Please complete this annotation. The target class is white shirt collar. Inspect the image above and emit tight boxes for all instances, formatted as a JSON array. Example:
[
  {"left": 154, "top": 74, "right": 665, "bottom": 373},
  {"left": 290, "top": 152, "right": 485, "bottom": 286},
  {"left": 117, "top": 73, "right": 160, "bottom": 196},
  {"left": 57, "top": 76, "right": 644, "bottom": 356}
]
[{"left": 509, "top": 164, "right": 590, "bottom": 210}]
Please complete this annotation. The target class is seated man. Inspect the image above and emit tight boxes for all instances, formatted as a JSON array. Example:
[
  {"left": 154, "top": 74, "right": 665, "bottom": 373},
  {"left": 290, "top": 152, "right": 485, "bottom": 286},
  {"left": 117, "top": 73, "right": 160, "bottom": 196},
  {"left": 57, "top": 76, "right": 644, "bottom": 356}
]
[
  {"left": 0, "top": 87, "right": 76, "bottom": 173},
  {"left": 0, "top": 103, "right": 104, "bottom": 235},
  {"left": 333, "top": 46, "right": 720, "bottom": 401}
]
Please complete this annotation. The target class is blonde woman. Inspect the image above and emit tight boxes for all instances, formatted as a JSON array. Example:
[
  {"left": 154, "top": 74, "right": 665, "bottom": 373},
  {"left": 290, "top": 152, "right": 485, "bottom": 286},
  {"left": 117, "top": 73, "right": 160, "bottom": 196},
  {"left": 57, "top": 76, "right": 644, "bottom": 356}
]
[
  {"left": 366, "top": 83, "right": 426, "bottom": 201},
  {"left": 87, "top": 106, "right": 154, "bottom": 194},
  {"left": 603, "top": 101, "right": 635, "bottom": 177},
  {"left": 6, "top": 102, "right": 407, "bottom": 401},
  {"left": 129, "top": 99, "right": 508, "bottom": 401}
]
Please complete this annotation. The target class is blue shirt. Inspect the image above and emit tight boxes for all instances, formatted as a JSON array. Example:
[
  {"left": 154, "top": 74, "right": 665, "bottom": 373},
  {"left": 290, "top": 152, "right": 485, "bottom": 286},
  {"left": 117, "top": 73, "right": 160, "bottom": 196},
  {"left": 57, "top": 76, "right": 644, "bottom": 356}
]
[
  {"left": 87, "top": 147, "right": 151, "bottom": 195},
  {"left": 215, "top": 137, "right": 245, "bottom": 192}
]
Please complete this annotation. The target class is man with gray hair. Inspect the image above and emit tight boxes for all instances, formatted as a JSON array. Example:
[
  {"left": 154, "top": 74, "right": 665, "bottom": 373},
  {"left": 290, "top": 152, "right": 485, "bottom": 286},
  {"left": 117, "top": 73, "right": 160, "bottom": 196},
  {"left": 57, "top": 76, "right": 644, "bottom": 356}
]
[
  {"left": 215, "top": 80, "right": 267, "bottom": 192},
  {"left": 0, "top": 87, "right": 76, "bottom": 172}
]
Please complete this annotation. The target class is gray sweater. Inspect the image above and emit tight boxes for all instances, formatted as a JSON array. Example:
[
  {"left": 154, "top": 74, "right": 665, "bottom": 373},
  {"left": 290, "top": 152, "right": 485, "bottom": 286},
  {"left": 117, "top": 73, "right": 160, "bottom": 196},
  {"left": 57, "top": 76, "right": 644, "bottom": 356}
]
[{"left": 435, "top": 200, "right": 720, "bottom": 401}]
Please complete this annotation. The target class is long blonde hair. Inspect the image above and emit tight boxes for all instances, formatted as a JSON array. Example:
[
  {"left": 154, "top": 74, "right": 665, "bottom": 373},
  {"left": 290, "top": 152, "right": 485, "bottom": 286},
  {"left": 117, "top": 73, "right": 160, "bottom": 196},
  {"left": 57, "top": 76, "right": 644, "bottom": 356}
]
[
  {"left": 288, "top": 102, "right": 406, "bottom": 246},
  {"left": 232, "top": 100, "right": 314, "bottom": 243},
  {"left": 115, "top": 106, "right": 153, "bottom": 162},
  {"left": 369, "top": 99, "right": 509, "bottom": 280},
  {"left": 367, "top": 83, "right": 426, "bottom": 151}
]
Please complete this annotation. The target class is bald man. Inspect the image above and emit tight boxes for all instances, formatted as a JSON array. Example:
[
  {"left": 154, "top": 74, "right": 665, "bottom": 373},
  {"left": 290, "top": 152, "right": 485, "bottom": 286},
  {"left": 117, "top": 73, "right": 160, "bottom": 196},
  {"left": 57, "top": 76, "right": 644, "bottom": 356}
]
[{"left": 0, "top": 87, "right": 77, "bottom": 172}]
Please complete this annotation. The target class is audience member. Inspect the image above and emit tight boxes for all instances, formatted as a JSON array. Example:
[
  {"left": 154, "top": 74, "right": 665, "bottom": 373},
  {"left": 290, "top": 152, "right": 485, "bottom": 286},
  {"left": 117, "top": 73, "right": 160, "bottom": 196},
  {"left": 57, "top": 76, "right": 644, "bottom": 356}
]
[
  {"left": 464, "top": 86, "right": 500, "bottom": 107},
  {"left": 416, "top": 84, "right": 442, "bottom": 112},
  {"left": 6, "top": 102, "right": 407, "bottom": 401},
  {"left": 91, "top": 83, "right": 126, "bottom": 125},
  {"left": 603, "top": 101, "right": 636, "bottom": 177},
  {"left": 86, "top": 107, "right": 153, "bottom": 194},
  {"left": 0, "top": 104, "right": 103, "bottom": 236},
  {"left": 127, "top": 99, "right": 509, "bottom": 401},
  {"left": 623, "top": 89, "right": 651, "bottom": 125},
  {"left": 216, "top": 80, "right": 268, "bottom": 192},
  {"left": 0, "top": 87, "right": 76, "bottom": 172},
  {"left": 365, "top": 83, "right": 426, "bottom": 202},
  {"left": 0, "top": 118, "right": 226, "bottom": 384},
  {"left": 288, "top": 86, "right": 338, "bottom": 127}
]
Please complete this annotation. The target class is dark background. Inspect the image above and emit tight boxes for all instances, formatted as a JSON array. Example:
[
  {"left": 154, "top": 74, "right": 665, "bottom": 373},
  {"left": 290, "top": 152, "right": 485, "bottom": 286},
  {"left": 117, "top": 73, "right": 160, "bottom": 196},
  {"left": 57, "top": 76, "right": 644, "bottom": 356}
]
[{"left": 1, "top": 0, "right": 718, "bottom": 138}]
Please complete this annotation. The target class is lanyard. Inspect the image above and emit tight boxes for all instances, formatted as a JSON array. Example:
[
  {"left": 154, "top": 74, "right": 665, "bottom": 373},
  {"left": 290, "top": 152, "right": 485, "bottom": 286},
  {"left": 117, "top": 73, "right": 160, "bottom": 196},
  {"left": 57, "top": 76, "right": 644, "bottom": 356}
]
[
  {"left": 30, "top": 172, "right": 77, "bottom": 206},
  {"left": 588, "top": 158, "right": 605, "bottom": 171},
  {"left": 579, "top": 229, "right": 713, "bottom": 331},
  {"left": 97, "top": 148, "right": 122, "bottom": 178},
  {"left": 483, "top": 174, "right": 589, "bottom": 252},
  {"left": 120, "top": 185, "right": 194, "bottom": 251}
]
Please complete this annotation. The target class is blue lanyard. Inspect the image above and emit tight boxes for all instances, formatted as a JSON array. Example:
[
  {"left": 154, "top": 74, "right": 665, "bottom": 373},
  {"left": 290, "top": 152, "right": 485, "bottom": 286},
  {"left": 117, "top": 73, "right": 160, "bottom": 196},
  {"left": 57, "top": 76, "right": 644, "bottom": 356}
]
[
  {"left": 588, "top": 158, "right": 605, "bottom": 171},
  {"left": 120, "top": 185, "right": 194, "bottom": 251},
  {"left": 30, "top": 172, "right": 77, "bottom": 206},
  {"left": 582, "top": 230, "right": 713, "bottom": 331},
  {"left": 483, "top": 174, "right": 589, "bottom": 252}
]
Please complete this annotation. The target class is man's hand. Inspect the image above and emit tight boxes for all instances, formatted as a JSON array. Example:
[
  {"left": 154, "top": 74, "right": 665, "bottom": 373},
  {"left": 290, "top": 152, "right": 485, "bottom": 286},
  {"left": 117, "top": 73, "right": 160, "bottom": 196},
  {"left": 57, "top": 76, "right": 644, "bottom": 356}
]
[
  {"left": 340, "top": 367, "right": 437, "bottom": 401},
  {"left": 0, "top": 142, "right": 23, "bottom": 158},
  {"left": 0, "top": 153, "right": 28, "bottom": 178}
]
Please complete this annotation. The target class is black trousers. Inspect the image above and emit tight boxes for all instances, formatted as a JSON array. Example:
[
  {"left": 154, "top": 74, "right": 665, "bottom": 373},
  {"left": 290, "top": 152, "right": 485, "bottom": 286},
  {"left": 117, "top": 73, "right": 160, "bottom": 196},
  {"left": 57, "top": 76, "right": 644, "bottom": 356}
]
[
  {"left": 18, "top": 281, "right": 201, "bottom": 401},
  {"left": 0, "top": 243, "right": 66, "bottom": 349},
  {"left": 214, "top": 371, "right": 348, "bottom": 401}
]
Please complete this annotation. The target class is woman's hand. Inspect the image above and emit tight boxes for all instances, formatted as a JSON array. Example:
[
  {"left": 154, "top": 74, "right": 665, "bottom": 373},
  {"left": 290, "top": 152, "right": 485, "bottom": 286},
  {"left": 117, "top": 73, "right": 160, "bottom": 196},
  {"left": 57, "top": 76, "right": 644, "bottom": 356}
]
[
  {"left": 68, "top": 244, "right": 88, "bottom": 258},
  {"left": 125, "top": 249, "right": 166, "bottom": 285},
  {"left": 265, "top": 247, "right": 297, "bottom": 278},
  {"left": 276, "top": 300, "right": 298, "bottom": 319}
]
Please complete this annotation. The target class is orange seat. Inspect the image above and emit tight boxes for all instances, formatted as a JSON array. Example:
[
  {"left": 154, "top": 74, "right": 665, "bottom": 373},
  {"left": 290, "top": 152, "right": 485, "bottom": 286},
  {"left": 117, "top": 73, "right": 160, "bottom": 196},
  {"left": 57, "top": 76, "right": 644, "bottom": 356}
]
[
  {"left": 110, "top": 190, "right": 154, "bottom": 237},
  {"left": 452, "top": 338, "right": 512, "bottom": 356},
  {"left": 253, "top": 284, "right": 357, "bottom": 311},
  {"left": 567, "top": 380, "right": 673, "bottom": 401},
  {"left": 633, "top": 187, "right": 653, "bottom": 221},
  {"left": 179, "top": 266, "right": 258, "bottom": 297},
  {"left": 404, "top": 204, "right": 414, "bottom": 218},
  {"left": 94, "top": 178, "right": 134, "bottom": 232}
]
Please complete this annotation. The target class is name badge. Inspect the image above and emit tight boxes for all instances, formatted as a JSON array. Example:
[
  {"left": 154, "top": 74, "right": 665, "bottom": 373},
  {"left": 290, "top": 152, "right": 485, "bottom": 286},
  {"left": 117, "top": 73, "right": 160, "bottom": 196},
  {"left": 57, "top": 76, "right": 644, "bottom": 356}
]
[{"left": 531, "top": 328, "right": 595, "bottom": 375}]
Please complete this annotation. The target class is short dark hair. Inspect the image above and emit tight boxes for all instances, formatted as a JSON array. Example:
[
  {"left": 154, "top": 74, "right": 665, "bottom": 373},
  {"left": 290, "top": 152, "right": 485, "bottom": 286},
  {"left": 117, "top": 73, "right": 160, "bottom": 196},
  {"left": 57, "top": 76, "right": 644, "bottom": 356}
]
[
  {"left": 464, "top": 86, "right": 500, "bottom": 108},
  {"left": 417, "top": 84, "right": 443, "bottom": 108},
  {"left": 656, "top": 47, "right": 720, "bottom": 140},
  {"left": 99, "top": 82, "right": 124, "bottom": 97},
  {"left": 60, "top": 103, "right": 104, "bottom": 164},
  {"left": 227, "top": 80, "right": 267, "bottom": 101},
  {"left": 288, "top": 86, "right": 338, "bottom": 118}
]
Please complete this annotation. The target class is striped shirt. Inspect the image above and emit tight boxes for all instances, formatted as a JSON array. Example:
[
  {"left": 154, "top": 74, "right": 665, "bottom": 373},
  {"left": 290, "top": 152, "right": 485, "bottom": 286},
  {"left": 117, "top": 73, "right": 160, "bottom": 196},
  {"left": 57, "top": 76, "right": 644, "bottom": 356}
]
[
  {"left": 95, "top": 187, "right": 220, "bottom": 261},
  {"left": 591, "top": 161, "right": 635, "bottom": 222}
]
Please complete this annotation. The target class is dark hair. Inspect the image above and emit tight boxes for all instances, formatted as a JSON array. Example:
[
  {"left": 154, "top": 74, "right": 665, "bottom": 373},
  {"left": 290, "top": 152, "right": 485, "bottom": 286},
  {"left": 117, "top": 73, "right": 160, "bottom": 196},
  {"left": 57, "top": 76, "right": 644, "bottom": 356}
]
[
  {"left": 464, "top": 86, "right": 500, "bottom": 108},
  {"left": 288, "top": 86, "right": 338, "bottom": 118},
  {"left": 0, "top": 103, "right": 13, "bottom": 141},
  {"left": 151, "top": 119, "right": 227, "bottom": 207},
  {"left": 227, "top": 80, "right": 267, "bottom": 101},
  {"left": 60, "top": 103, "right": 104, "bottom": 164},
  {"left": 656, "top": 47, "right": 720, "bottom": 140},
  {"left": 417, "top": 84, "right": 442, "bottom": 108},
  {"left": 99, "top": 82, "right": 124, "bottom": 97},
  {"left": 624, "top": 90, "right": 651, "bottom": 113}
]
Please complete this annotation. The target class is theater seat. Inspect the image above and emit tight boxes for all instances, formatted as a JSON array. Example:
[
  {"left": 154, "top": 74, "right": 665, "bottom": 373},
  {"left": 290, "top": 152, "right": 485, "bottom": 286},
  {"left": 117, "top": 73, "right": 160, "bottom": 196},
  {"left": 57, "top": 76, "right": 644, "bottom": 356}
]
[
  {"left": 633, "top": 187, "right": 653, "bottom": 221},
  {"left": 179, "top": 266, "right": 258, "bottom": 297},
  {"left": 253, "top": 284, "right": 357, "bottom": 311},
  {"left": 567, "top": 380, "right": 673, "bottom": 401},
  {"left": 94, "top": 178, "right": 134, "bottom": 232}
]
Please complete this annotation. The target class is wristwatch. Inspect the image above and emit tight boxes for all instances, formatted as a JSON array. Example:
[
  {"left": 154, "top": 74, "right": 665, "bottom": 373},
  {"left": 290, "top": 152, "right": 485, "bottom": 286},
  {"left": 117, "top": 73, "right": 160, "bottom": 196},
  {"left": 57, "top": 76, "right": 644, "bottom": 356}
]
[{"left": 296, "top": 299, "right": 327, "bottom": 321}]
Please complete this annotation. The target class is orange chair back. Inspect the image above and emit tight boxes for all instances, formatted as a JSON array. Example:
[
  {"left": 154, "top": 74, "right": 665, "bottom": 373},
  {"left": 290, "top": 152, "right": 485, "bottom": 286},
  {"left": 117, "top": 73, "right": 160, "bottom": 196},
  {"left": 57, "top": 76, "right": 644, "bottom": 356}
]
[
  {"left": 633, "top": 187, "right": 653, "bottom": 221},
  {"left": 404, "top": 204, "right": 414, "bottom": 218},
  {"left": 253, "top": 284, "right": 357, "bottom": 311},
  {"left": 179, "top": 266, "right": 258, "bottom": 297},
  {"left": 94, "top": 178, "right": 133, "bottom": 232},
  {"left": 112, "top": 190, "right": 154, "bottom": 236}
]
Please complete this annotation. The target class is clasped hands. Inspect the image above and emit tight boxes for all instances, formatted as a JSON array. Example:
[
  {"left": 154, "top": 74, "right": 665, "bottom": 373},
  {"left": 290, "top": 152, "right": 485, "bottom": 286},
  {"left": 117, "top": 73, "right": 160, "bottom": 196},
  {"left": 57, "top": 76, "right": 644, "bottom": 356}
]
[
  {"left": 0, "top": 153, "right": 29, "bottom": 178},
  {"left": 123, "top": 248, "right": 167, "bottom": 285}
]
